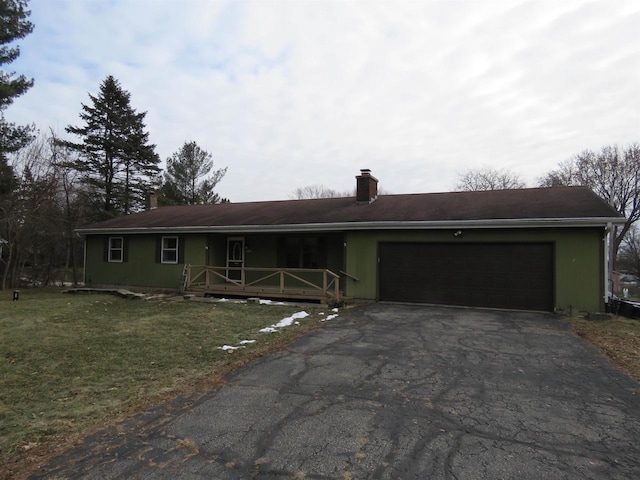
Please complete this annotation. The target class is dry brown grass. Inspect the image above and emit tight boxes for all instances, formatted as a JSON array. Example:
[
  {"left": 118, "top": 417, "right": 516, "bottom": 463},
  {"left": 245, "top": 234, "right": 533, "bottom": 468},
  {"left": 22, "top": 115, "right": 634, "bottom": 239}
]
[{"left": 568, "top": 315, "right": 640, "bottom": 383}]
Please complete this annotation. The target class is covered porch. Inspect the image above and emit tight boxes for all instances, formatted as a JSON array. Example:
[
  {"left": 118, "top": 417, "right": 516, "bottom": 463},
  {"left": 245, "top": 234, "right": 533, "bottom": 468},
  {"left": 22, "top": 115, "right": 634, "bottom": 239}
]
[{"left": 183, "top": 264, "right": 343, "bottom": 304}]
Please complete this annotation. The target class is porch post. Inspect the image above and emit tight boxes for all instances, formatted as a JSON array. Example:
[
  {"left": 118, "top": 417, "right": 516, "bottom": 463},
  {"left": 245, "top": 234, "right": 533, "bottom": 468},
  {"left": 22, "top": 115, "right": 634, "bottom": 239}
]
[{"left": 322, "top": 270, "right": 327, "bottom": 296}]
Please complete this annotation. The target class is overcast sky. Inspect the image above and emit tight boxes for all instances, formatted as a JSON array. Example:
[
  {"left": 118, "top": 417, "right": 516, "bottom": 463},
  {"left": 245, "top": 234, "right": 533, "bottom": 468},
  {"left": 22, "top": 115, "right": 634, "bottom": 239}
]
[{"left": 9, "top": 0, "right": 640, "bottom": 202}]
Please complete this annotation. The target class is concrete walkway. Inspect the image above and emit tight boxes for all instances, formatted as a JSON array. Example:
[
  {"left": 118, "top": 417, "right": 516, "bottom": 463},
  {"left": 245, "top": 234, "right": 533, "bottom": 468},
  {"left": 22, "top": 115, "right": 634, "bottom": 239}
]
[{"left": 32, "top": 304, "right": 640, "bottom": 479}]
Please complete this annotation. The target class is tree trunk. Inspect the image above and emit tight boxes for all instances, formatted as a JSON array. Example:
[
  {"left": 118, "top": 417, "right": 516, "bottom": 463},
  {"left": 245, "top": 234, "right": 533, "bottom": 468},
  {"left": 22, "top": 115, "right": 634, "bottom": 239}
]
[{"left": 1, "top": 242, "right": 14, "bottom": 290}]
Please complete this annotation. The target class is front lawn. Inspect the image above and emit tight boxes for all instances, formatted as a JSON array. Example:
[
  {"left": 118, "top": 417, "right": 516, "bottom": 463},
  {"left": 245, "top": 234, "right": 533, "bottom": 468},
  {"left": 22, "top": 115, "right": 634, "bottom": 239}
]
[{"left": 0, "top": 289, "right": 333, "bottom": 479}]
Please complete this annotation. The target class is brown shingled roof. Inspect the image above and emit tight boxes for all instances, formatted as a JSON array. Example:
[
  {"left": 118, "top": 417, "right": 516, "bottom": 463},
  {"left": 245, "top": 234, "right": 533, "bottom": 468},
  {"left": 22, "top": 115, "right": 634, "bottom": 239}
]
[{"left": 77, "top": 186, "right": 624, "bottom": 234}]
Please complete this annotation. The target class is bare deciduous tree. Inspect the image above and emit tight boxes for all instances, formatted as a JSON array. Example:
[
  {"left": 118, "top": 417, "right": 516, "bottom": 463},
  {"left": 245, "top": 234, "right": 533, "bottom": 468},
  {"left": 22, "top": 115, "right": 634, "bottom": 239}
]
[
  {"left": 617, "top": 226, "right": 640, "bottom": 276},
  {"left": 291, "top": 184, "right": 342, "bottom": 199},
  {"left": 455, "top": 167, "right": 526, "bottom": 191},
  {"left": 0, "top": 131, "right": 87, "bottom": 289},
  {"left": 291, "top": 184, "right": 391, "bottom": 200},
  {"left": 538, "top": 143, "right": 640, "bottom": 263}
]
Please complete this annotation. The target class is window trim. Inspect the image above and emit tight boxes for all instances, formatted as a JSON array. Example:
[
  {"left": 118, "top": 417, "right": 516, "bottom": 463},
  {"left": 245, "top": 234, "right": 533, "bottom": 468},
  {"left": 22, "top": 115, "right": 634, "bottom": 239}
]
[
  {"left": 108, "top": 236, "right": 124, "bottom": 263},
  {"left": 161, "top": 236, "right": 179, "bottom": 264}
]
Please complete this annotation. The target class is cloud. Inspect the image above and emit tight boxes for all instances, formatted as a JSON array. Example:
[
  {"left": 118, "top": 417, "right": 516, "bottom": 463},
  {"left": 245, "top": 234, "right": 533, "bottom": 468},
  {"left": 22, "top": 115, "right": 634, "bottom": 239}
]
[{"left": 8, "top": 0, "right": 640, "bottom": 201}]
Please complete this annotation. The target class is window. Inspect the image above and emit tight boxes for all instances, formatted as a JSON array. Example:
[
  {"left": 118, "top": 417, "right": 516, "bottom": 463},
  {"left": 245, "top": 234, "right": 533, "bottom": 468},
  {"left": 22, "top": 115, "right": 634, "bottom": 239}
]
[
  {"left": 155, "top": 235, "right": 184, "bottom": 264},
  {"left": 278, "top": 236, "right": 327, "bottom": 269},
  {"left": 161, "top": 236, "right": 178, "bottom": 264},
  {"left": 104, "top": 236, "right": 128, "bottom": 263},
  {"left": 108, "top": 237, "right": 123, "bottom": 262}
]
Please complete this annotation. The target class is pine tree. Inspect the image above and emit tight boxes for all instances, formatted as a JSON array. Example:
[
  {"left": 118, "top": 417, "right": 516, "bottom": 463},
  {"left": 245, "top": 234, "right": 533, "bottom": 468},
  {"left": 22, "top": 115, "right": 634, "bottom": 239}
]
[
  {"left": 63, "top": 76, "right": 160, "bottom": 219},
  {"left": 0, "top": 0, "right": 35, "bottom": 191},
  {"left": 0, "top": 152, "right": 16, "bottom": 195},
  {"left": 161, "top": 141, "right": 227, "bottom": 205}
]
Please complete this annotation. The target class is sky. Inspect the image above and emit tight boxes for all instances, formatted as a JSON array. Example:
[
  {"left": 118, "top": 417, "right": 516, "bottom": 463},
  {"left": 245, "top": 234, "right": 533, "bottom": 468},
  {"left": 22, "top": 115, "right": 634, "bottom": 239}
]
[{"left": 8, "top": 0, "right": 640, "bottom": 202}]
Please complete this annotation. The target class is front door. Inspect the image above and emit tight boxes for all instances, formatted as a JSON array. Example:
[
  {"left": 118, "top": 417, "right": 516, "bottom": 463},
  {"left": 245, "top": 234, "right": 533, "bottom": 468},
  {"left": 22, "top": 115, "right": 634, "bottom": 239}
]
[{"left": 226, "top": 237, "right": 245, "bottom": 282}]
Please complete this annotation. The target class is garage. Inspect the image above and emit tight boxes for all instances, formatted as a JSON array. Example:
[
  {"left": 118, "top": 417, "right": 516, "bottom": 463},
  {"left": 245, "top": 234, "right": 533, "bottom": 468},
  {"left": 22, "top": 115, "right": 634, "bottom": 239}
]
[{"left": 379, "top": 242, "right": 554, "bottom": 311}]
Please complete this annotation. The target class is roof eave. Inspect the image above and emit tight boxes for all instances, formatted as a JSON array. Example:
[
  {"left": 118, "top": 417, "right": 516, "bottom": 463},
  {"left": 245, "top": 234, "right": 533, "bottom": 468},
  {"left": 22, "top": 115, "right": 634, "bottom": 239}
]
[{"left": 75, "top": 217, "right": 626, "bottom": 235}]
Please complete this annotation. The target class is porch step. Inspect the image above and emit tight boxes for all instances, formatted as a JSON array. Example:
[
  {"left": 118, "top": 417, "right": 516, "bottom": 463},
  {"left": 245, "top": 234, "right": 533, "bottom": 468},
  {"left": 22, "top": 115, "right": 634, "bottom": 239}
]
[
  {"left": 63, "top": 288, "right": 146, "bottom": 300},
  {"left": 188, "top": 285, "right": 342, "bottom": 304}
]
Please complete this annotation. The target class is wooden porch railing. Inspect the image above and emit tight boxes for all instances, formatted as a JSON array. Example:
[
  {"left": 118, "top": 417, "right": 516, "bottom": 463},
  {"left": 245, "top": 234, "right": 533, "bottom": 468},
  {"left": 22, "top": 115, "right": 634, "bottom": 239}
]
[{"left": 183, "top": 265, "right": 341, "bottom": 302}]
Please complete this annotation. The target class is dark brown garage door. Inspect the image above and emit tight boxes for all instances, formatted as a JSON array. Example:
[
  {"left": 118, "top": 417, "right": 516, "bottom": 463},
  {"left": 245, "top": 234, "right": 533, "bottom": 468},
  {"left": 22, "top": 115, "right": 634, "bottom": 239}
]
[{"left": 379, "top": 242, "right": 554, "bottom": 311}]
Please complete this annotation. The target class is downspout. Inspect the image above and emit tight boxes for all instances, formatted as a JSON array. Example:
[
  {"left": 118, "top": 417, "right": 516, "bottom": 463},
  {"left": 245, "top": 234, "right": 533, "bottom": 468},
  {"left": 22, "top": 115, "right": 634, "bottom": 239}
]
[
  {"left": 83, "top": 235, "right": 87, "bottom": 286},
  {"left": 604, "top": 222, "right": 613, "bottom": 308}
]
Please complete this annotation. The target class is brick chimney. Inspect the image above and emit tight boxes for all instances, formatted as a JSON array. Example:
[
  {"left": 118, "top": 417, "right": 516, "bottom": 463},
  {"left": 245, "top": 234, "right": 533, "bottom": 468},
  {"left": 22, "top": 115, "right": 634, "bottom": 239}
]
[
  {"left": 145, "top": 192, "right": 158, "bottom": 210},
  {"left": 356, "top": 169, "right": 378, "bottom": 204}
]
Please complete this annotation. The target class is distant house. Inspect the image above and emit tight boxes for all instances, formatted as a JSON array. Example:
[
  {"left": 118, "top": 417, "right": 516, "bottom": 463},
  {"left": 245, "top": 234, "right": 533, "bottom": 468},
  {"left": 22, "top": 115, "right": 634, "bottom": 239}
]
[
  {"left": 76, "top": 169, "right": 625, "bottom": 313},
  {"left": 611, "top": 271, "right": 639, "bottom": 299},
  {"left": 619, "top": 274, "right": 639, "bottom": 284}
]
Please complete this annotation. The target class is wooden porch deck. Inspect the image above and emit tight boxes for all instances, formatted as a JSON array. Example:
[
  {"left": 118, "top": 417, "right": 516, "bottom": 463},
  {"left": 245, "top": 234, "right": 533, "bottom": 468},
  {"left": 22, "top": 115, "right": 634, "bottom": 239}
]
[{"left": 183, "top": 265, "right": 343, "bottom": 304}]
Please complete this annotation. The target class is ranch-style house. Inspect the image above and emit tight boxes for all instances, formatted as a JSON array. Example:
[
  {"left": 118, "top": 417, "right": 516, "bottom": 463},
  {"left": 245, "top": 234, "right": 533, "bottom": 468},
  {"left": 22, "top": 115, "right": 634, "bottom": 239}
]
[{"left": 77, "top": 169, "right": 625, "bottom": 313}]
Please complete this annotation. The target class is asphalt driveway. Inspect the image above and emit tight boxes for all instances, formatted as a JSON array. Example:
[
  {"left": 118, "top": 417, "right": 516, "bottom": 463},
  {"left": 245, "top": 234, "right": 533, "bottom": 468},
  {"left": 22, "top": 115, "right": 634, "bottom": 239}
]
[{"left": 32, "top": 304, "right": 640, "bottom": 479}]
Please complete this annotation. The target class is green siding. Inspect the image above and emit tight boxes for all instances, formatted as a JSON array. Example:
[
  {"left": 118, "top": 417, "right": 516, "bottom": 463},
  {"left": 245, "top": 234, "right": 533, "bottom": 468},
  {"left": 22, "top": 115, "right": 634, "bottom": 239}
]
[
  {"left": 344, "top": 228, "right": 605, "bottom": 313},
  {"left": 86, "top": 233, "right": 345, "bottom": 290},
  {"left": 85, "top": 227, "right": 605, "bottom": 312},
  {"left": 85, "top": 234, "right": 208, "bottom": 289}
]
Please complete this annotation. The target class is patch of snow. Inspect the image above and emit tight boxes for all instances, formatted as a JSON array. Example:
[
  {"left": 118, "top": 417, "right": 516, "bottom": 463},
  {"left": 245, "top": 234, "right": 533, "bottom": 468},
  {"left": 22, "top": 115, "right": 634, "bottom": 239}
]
[
  {"left": 332, "top": 308, "right": 339, "bottom": 312},
  {"left": 239, "top": 340, "right": 256, "bottom": 345},
  {"left": 219, "top": 345, "right": 245, "bottom": 351},
  {"left": 260, "top": 311, "right": 310, "bottom": 332}
]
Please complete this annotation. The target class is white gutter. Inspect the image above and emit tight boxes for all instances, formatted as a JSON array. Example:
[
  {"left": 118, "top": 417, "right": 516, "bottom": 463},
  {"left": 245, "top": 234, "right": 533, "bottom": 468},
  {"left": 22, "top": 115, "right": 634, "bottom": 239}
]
[{"left": 76, "top": 216, "right": 626, "bottom": 236}]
